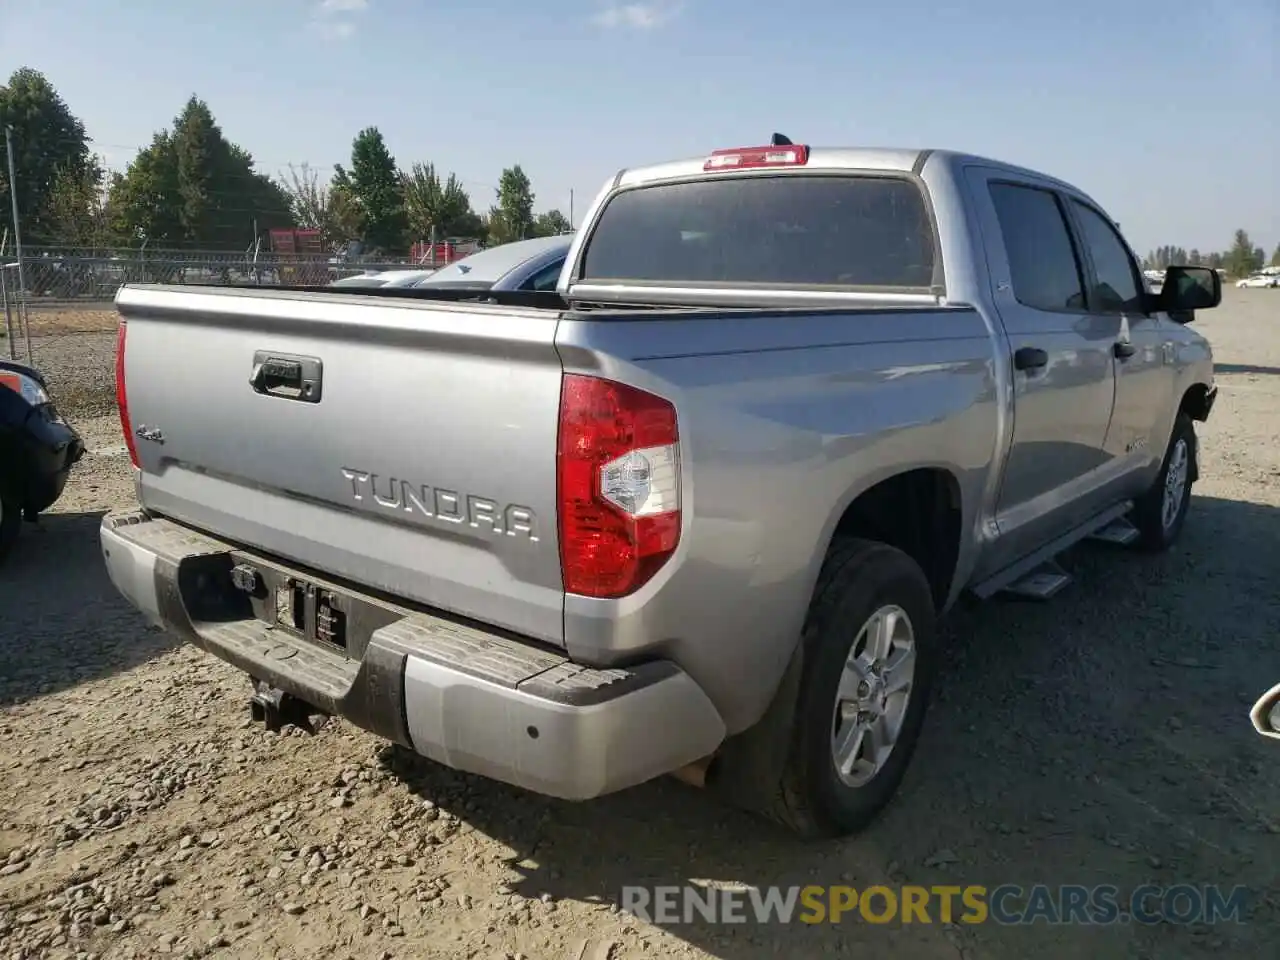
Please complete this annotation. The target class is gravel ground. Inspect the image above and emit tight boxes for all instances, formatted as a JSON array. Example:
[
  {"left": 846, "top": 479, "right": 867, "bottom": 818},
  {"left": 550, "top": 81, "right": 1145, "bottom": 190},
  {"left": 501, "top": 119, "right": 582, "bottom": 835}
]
[{"left": 2, "top": 291, "right": 1278, "bottom": 960}]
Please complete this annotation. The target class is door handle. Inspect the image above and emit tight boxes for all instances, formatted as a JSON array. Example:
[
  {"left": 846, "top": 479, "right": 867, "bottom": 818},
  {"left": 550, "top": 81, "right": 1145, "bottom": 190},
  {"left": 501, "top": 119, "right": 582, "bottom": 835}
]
[
  {"left": 1013, "top": 346, "right": 1049, "bottom": 371},
  {"left": 250, "top": 351, "right": 323, "bottom": 403},
  {"left": 1113, "top": 341, "right": 1136, "bottom": 360}
]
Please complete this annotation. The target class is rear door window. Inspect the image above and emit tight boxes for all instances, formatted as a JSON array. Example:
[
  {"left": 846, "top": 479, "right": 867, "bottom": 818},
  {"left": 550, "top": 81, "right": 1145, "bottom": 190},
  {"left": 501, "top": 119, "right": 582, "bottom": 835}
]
[
  {"left": 988, "top": 182, "right": 1087, "bottom": 313},
  {"left": 580, "top": 176, "right": 937, "bottom": 290}
]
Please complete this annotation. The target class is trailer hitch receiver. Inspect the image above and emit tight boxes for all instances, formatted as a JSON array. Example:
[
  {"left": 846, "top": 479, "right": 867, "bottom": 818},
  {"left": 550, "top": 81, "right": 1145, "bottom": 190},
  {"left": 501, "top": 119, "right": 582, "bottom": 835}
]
[{"left": 248, "top": 681, "right": 317, "bottom": 733}]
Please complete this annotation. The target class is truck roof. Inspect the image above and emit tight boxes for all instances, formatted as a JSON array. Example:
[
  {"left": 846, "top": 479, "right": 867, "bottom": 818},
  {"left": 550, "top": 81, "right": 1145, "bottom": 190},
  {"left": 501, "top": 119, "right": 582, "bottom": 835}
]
[{"left": 613, "top": 146, "right": 1088, "bottom": 200}]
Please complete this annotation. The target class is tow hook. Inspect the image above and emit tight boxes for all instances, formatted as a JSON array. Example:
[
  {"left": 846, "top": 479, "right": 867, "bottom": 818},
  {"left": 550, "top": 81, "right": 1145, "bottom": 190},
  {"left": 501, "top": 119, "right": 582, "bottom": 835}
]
[{"left": 248, "top": 681, "right": 316, "bottom": 733}]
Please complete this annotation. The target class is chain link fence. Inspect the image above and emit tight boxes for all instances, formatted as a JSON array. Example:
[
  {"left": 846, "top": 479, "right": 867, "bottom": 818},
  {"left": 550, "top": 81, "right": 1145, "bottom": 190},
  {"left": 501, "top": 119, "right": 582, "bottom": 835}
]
[
  {"left": 7, "top": 245, "right": 428, "bottom": 304},
  {"left": 0, "top": 246, "right": 435, "bottom": 403}
]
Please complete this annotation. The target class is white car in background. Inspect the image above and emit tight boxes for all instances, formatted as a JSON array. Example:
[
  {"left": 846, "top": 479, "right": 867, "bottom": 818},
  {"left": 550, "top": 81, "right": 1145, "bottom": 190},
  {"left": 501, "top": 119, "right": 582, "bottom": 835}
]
[
  {"left": 326, "top": 236, "right": 573, "bottom": 293},
  {"left": 375, "top": 269, "right": 440, "bottom": 288},
  {"left": 1235, "top": 273, "right": 1278, "bottom": 289},
  {"left": 399, "top": 234, "right": 573, "bottom": 293},
  {"left": 329, "top": 268, "right": 438, "bottom": 289}
]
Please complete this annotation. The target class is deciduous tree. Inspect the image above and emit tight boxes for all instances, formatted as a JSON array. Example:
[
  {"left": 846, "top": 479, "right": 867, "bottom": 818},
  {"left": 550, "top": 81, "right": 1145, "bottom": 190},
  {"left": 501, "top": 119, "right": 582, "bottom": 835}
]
[
  {"left": 401, "top": 162, "right": 474, "bottom": 242},
  {"left": 0, "top": 68, "right": 99, "bottom": 244},
  {"left": 1224, "top": 229, "right": 1263, "bottom": 278},
  {"left": 335, "top": 127, "right": 406, "bottom": 254},
  {"left": 488, "top": 165, "right": 534, "bottom": 244},
  {"left": 39, "top": 162, "right": 110, "bottom": 246},
  {"left": 108, "top": 97, "right": 292, "bottom": 247},
  {"left": 532, "top": 209, "right": 571, "bottom": 237},
  {"left": 280, "top": 162, "right": 362, "bottom": 252}
]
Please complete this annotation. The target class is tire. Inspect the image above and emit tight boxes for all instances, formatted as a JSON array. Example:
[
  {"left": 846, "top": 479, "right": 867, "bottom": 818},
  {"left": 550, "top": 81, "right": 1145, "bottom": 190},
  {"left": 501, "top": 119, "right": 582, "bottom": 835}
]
[
  {"left": 1131, "top": 414, "right": 1196, "bottom": 552},
  {"left": 0, "top": 497, "right": 19, "bottom": 568},
  {"left": 767, "top": 537, "right": 938, "bottom": 839}
]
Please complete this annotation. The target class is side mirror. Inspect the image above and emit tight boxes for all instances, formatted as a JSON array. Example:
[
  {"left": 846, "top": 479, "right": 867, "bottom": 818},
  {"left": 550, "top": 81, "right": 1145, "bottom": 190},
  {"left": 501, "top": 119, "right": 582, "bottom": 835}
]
[
  {"left": 1155, "top": 265, "right": 1221, "bottom": 322},
  {"left": 1251, "top": 683, "right": 1280, "bottom": 741}
]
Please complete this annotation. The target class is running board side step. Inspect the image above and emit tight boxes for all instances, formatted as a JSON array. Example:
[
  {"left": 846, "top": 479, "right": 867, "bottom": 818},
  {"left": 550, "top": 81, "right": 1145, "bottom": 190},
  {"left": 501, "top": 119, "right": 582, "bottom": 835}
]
[
  {"left": 971, "top": 501, "right": 1134, "bottom": 602},
  {"left": 1001, "top": 560, "right": 1072, "bottom": 600},
  {"left": 1087, "top": 516, "right": 1140, "bottom": 546}
]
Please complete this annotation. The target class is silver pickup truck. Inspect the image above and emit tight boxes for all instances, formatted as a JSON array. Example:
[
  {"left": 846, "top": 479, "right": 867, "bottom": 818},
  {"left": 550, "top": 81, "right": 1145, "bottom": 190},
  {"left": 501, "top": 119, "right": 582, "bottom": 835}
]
[{"left": 101, "top": 139, "right": 1222, "bottom": 838}]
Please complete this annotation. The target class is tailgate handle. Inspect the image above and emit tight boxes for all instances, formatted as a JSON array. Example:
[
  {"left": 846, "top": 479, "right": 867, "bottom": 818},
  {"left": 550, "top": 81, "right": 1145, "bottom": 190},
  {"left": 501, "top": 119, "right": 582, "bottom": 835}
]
[{"left": 250, "top": 352, "right": 323, "bottom": 403}]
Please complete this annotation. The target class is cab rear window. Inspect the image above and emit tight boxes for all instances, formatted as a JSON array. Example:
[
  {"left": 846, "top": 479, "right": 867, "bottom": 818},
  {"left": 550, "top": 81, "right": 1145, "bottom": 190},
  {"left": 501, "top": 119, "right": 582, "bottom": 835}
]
[{"left": 580, "top": 175, "right": 937, "bottom": 290}]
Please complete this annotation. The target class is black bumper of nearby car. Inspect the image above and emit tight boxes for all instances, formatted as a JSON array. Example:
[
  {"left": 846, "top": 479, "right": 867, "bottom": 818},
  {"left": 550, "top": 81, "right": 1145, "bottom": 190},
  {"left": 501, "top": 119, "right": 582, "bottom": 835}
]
[{"left": 0, "top": 400, "right": 85, "bottom": 515}]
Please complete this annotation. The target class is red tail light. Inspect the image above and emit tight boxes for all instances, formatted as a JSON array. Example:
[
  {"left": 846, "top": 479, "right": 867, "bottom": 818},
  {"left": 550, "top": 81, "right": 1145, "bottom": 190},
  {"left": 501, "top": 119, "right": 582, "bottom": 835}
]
[
  {"left": 115, "top": 322, "right": 139, "bottom": 468},
  {"left": 557, "top": 374, "right": 681, "bottom": 598},
  {"left": 704, "top": 144, "right": 809, "bottom": 171}
]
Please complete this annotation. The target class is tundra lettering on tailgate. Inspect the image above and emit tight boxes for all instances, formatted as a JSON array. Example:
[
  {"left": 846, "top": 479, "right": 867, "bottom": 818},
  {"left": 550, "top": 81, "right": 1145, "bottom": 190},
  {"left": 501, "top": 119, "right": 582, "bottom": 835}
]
[{"left": 341, "top": 468, "right": 539, "bottom": 541}]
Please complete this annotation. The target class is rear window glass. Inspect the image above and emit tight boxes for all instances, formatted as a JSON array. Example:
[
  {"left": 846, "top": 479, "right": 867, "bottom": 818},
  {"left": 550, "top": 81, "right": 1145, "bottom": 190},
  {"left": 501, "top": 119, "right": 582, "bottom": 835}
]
[{"left": 580, "top": 175, "right": 936, "bottom": 289}]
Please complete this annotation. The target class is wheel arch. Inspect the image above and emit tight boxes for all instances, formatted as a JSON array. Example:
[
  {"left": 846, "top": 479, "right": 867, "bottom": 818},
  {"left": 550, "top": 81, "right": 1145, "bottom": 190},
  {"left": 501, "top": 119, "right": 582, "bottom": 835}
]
[{"left": 818, "top": 465, "right": 965, "bottom": 613}]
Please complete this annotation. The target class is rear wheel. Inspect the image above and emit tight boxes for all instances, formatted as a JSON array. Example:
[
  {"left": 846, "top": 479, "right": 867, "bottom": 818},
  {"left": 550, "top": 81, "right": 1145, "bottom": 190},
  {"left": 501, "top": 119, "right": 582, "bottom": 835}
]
[
  {"left": 0, "top": 497, "right": 20, "bottom": 568},
  {"left": 768, "top": 538, "right": 938, "bottom": 838}
]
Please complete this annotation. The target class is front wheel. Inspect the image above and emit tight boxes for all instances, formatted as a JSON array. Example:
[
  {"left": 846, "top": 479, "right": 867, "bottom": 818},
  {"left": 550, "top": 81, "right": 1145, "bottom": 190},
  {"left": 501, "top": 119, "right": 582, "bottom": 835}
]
[
  {"left": 0, "top": 497, "right": 20, "bottom": 568},
  {"left": 768, "top": 538, "right": 938, "bottom": 839},
  {"left": 1131, "top": 414, "right": 1196, "bottom": 552}
]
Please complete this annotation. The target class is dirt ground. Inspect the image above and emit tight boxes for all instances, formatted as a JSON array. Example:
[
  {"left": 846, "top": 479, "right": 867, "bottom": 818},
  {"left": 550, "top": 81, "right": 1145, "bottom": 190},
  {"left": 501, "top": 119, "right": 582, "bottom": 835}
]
[
  {"left": 2, "top": 291, "right": 1278, "bottom": 960},
  {"left": 3, "top": 306, "right": 118, "bottom": 338}
]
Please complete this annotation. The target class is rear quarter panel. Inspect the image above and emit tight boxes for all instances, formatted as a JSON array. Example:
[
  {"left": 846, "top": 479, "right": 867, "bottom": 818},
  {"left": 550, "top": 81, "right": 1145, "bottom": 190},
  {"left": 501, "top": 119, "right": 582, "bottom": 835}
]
[{"left": 556, "top": 308, "right": 999, "bottom": 733}]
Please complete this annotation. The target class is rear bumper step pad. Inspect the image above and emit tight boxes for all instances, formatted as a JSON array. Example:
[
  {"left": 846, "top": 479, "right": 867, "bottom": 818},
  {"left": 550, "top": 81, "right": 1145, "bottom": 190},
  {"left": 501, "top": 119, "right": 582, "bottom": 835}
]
[{"left": 100, "top": 511, "right": 725, "bottom": 799}]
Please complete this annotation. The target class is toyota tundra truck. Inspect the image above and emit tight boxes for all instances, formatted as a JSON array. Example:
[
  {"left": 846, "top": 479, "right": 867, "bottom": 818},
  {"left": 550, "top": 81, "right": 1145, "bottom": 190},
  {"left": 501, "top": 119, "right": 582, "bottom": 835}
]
[{"left": 100, "top": 140, "right": 1221, "bottom": 838}]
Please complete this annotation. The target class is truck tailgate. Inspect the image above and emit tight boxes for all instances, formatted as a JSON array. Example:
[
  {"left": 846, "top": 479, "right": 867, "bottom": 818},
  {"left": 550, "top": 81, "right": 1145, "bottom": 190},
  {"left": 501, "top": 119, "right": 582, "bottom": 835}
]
[{"left": 115, "top": 285, "right": 566, "bottom": 645}]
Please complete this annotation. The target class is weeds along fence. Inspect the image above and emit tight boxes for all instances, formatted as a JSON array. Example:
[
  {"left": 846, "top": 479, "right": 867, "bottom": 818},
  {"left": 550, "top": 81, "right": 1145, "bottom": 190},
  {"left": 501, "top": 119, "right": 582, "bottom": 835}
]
[{"left": 7, "top": 246, "right": 426, "bottom": 304}]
